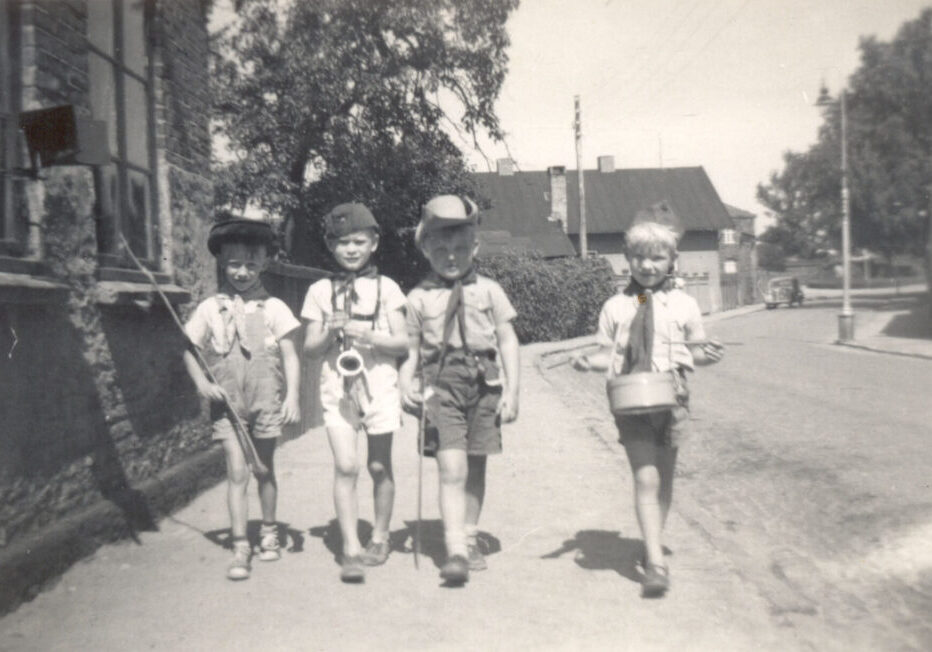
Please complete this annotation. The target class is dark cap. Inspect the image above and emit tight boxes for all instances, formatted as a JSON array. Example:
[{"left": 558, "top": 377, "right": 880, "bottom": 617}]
[
  {"left": 323, "top": 202, "right": 379, "bottom": 239},
  {"left": 207, "top": 218, "right": 275, "bottom": 256}
]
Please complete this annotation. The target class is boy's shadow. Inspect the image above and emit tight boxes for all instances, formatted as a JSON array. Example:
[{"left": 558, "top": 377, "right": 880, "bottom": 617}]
[
  {"left": 307, "top": 518, "right": 501, "bottom": 571},
  {"left": 203, "top": 520, "right": 305, "bottom": 553},
  {"left": 541, "top": 530, "right": 647, "bottom": 584}
]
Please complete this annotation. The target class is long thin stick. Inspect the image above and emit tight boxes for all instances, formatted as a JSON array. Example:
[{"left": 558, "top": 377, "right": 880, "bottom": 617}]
[
  {"left": 414, "top": 383, "right": 429, "bottom": 570},
  {"left": 118, "top": 234, "right": 269, "bottom": 477}
]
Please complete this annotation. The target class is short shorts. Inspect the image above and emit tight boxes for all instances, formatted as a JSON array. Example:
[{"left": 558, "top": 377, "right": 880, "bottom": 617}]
[
  {"left": 422, "top": 350, "right": 503, "bottom": 456},
  {"left": 210, "top": 401, "right": 282, "bottom": 441}
]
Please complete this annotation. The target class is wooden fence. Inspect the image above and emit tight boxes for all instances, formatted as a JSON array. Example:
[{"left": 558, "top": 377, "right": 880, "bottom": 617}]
[{"left": 262, "top": 260, "right": 329, "bottom": 438}]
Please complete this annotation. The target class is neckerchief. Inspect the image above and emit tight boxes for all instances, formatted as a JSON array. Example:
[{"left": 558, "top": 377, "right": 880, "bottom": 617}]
[
  {"left": 620, "top": 276, "right": 673, "bottom": 374},
  {"left": 215, "top": 285, "right": 269, "bottom": 354},
  {"left": 420, "top": 267, "right": 478, "bottom": 369},
  {"left": 331, "top": 264, "right": 378, "bottom": 315}
]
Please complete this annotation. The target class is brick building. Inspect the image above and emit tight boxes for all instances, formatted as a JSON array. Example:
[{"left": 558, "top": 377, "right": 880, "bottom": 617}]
[{"left": 0, "top": 0, "right": 223, "bottom": 611}]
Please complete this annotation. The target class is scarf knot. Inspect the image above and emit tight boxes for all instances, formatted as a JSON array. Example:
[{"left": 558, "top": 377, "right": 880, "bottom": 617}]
[
  {"left": 332, "top": 264, "right": 377, "bottom": 312},
  {"left": 216, "top": 289, "right": 268, "bottom": 354}
]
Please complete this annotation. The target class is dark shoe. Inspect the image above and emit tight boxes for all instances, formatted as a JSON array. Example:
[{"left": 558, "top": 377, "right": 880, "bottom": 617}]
[
  {"left": 360, "top": 540, "right": 390, "bottom": 566},
  {"left": 340, "top": 555, "right": 365, "bottom": 583},
  {"left": 440, "top": 555, "right": 470, "bottom": 584},
  {"left": 466, "top": 543, "right": 487, "bottom": 571},
  {"left": 642, "top": 563, "right": 670, "bottom": 598}
]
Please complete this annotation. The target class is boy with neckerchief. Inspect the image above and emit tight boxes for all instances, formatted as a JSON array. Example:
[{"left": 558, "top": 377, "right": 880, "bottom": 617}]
[
  {"left": 400, "top": 195, "right": 520, "bottom": 585},
  {"left": 184, "top": 217, "right": 301, "bottom": 581},
  {"left": 302, "top": 203, "right": 408, "bottom": 582},
  {"left": 573, "top": 220, "right": 724, "bottom": 597}
]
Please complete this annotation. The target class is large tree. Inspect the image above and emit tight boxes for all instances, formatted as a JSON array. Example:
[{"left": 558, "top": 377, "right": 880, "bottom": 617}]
[
  {"left": 211, "top": 0, "right": 519, "bottom": 285},
  {"left": 757, "top": 8, "right": 932, "bottom": 283}
]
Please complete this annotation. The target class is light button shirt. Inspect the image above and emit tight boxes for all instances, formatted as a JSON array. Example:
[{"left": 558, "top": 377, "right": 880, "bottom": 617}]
[
  {"left": 596, "top": 288, "right": 705, "bottom": 376},
  {"left": 406, "top": 275, "right": 516, "bottom": 362}
]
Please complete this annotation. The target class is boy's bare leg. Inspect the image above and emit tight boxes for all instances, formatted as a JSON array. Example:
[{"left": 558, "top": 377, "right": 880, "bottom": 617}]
[
  {"left": 327, "top": 425, "right": 362, "bottom": 556},
  {"left": 464, "top": 454, "right": 487, "bottom": 533},
  {"left": 436, "top": 448, "right": 469, "bottom": 557},
  {"left": 254, "top": 438, "right": 278, "bottom": 524},
  {"left": 624, "top": 438, "right": 665, "bottom": 567},
  {"left": 222, "top": 438, "right": 250, "bottom": 539},
  {"left": 366, "top": 433, "right": 395, "bottom": 543},
  {"left": 657, "top": 446, "right": 678, "bottom": 531}
]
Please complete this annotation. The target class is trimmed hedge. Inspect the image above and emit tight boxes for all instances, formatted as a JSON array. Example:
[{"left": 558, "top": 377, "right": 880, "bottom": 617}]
[{"left": 477, "top": 252, "right": 617, "bottom": 343}]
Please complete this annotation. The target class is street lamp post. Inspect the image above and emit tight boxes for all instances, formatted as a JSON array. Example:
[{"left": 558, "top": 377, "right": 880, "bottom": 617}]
[
  {"left": 818, "top": 85, "right": 855, "bottom": 341},
  {"left": 838, "top": 89, "right": 854, "bottom": 341}
]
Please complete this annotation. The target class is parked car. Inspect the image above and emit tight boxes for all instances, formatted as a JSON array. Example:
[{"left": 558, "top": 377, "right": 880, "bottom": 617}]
[{"left": 761, "top": 276, "right": 804, "bottom": 309}]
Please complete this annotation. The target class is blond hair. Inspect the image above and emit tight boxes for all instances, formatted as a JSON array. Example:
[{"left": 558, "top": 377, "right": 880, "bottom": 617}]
[{"left": 624, "top": 221, "right": 679, "bottom": 257}]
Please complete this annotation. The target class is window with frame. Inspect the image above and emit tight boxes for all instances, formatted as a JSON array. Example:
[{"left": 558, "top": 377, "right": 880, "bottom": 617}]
[
  {"left": 720, "top": 228, "right": 736, "bottom": 245},
  {"left": 723, "top": 259, "right": 738, "bottom": 274},
  {"left": 87, "top": 0, "right": 158, "bottom": 267},
  {"left": 1, "top": 0, "right": 25, "bottom": 258}
]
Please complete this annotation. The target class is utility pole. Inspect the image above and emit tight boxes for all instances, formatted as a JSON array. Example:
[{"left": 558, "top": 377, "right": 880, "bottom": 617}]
[{"left": 574, "top": 95, "right": 587, "bottom": 258}]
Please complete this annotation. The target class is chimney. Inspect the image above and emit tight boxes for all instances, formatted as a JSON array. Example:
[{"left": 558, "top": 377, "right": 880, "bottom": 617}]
[
  {"left": 548, "top": 165, "right": 567, "bottom": 232},
  {"left": 496, "top": 158, "right": 515, "bottom": 176},
  {"left": 597, "top": 155, "right": 615, "bottom": 173}
]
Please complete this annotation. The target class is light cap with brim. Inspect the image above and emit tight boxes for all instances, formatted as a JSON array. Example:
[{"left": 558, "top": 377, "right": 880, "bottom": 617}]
[
  {"left": 207, "top": 218, "right": 275, "bottom": 256},
  {"left": 415, "top": 195, "right": 480, "bottom": 246},
  {"left": 323, "top": 202, "right": 379, "bottom": 239}
]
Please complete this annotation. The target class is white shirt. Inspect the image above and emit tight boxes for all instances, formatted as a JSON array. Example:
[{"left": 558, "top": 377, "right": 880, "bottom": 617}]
[{"left": 596, "top": 288, "right": 706, "bottom": 375}]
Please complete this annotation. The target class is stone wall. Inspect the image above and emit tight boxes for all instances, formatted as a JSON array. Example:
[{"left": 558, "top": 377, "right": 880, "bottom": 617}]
[{"left": 0, "top": 0, "right": 218, "bottom": 608}]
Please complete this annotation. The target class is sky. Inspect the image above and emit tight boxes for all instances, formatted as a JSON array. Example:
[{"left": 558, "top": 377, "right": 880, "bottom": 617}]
[{"left": 459, "top": 0, "right": 931, "bottom": 233}]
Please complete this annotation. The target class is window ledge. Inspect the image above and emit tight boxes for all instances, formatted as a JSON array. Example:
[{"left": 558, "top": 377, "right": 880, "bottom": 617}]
[
  {"left": 0, "top": 271, "right": 70, "bottom": 304},
  {"left": 93, "top": 280, "right": 190, "bottom": 306}
]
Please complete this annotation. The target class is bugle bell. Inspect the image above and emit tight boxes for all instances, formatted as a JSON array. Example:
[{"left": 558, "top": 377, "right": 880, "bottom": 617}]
[{"left": 336, "top": 347, "right": 364, "bottom": 377}]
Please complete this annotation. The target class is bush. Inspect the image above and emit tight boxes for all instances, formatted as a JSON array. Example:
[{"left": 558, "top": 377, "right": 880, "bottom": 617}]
[{"left": 477, "top": 252, "right": 617, "bottom": 343}]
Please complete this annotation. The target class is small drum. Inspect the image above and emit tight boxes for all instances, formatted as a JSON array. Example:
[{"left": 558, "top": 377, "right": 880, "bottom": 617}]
[{"left": 606, "top": 371, "right": 678, "bottom": 416}]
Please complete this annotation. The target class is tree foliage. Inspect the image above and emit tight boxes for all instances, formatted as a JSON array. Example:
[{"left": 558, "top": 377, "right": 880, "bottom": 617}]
[
  {"left": 757, "top": 8, "right": 932, "bottom": 265},
  {"left": 211, "top": 0, "right": 519, "bottom": 285}
]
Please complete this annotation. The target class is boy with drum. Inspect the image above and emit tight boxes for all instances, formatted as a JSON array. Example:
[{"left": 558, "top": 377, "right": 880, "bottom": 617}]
[{"left": 573, "top": 219, "right": 723, "bottom": 597}]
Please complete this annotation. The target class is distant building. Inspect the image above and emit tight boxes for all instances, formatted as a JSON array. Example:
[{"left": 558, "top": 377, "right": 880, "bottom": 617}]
[
  {"left": 722, "top": 203, "right": 758, "bottom": 307},
  {"left": 472, "top": 159, "right": 576, "bottom": 258},
  {"left": 474, "top": 158, "right": 755, "bottom": 313}
]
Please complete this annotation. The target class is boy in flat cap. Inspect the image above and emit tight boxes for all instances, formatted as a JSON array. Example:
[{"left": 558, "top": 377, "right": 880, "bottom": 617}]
[
  {"left": 400, "top": 195, "right": 520, "bottom": 585},
  {"left": 302, "top": 203, "right": 408, "bottom": 583},
  {"left": 183, "top": 215, "right": 301, "bottom": 581}
]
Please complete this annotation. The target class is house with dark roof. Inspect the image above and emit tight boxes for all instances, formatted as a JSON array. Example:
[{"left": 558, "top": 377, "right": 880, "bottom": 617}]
[
  {"left": 473, "top": 158, "right": 576, "bottom": 257},
  {"left": 474, "top": 157, "right": 753, "bottom": 313}
]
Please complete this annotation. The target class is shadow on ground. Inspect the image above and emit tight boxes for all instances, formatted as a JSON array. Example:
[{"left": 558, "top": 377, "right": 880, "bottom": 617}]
[
  {"left": 202, "top": 520, "right": 306, "bottom": 553},
  {"left": 307, "top": 518, "right": 501, "bottom": 570},
  {"left": 541, "top": 530, "right": 645, "bottom": 584}
]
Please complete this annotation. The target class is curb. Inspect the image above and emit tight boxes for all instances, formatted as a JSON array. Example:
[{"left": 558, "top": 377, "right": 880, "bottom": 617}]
[
  {"left": 0, "top": 445, "right": 226, "bottom": 616},
  {"left": 835, "top": 340, "right": 932, "bottom": 361}
]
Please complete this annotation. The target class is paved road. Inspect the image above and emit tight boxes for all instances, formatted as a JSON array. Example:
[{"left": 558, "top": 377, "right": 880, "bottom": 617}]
[
  {"left": 548, "top": 300, "right": 932, "bottom": 651},
  {"left": 1, "top": 301, "right": 929, "bottom": 651}
]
